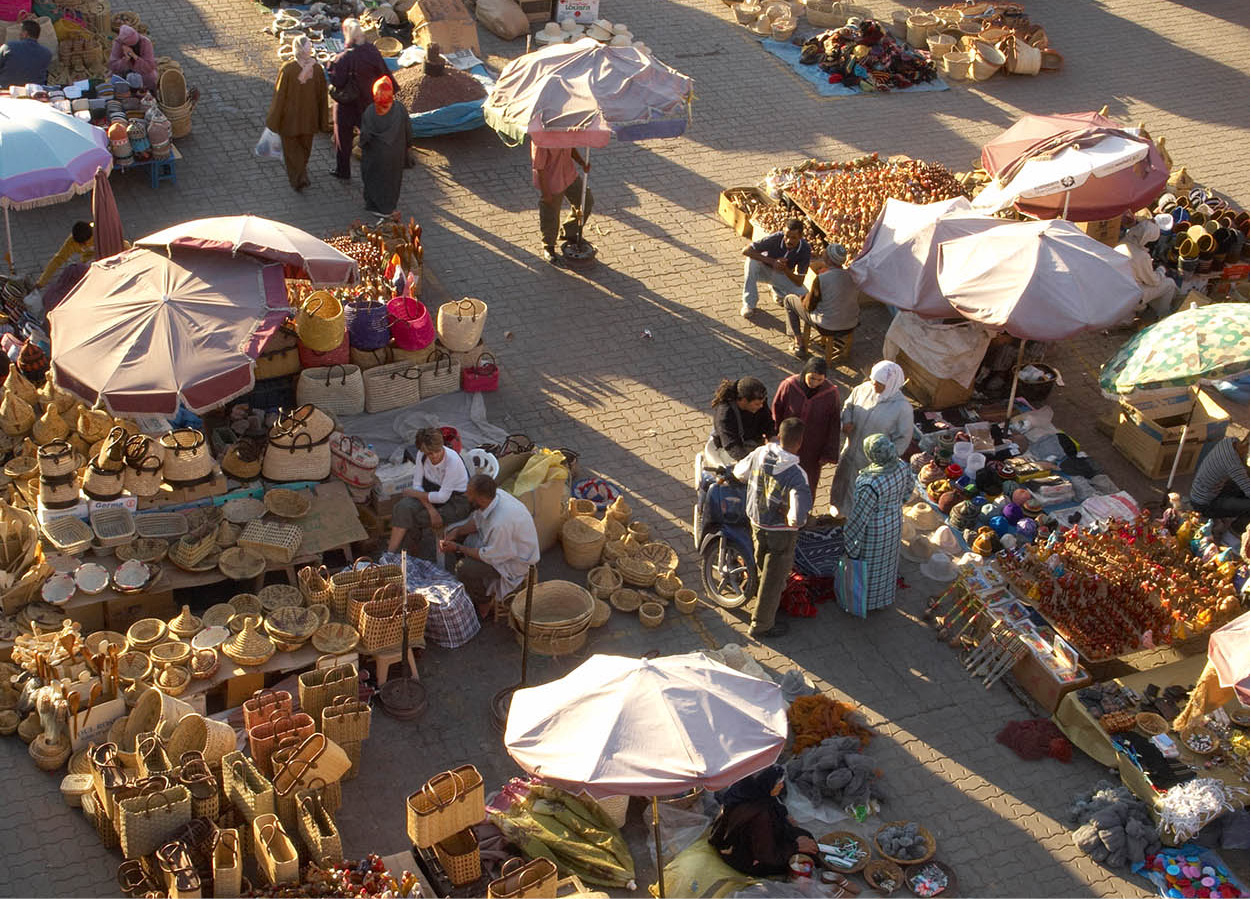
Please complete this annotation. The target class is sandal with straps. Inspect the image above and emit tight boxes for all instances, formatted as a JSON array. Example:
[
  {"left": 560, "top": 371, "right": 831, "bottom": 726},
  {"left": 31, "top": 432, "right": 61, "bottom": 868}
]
[{"left": 157, "top": 840, "right": 201, "bottom": 895}]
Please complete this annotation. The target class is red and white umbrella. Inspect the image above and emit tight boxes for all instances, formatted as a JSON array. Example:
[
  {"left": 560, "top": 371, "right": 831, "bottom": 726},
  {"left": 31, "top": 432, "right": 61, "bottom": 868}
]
[
  {"left": 136, "top": 214, "right": 357, "bottom": 285},
  {"left": 49, "top": 248, "right": 289, "bottom": 415}
]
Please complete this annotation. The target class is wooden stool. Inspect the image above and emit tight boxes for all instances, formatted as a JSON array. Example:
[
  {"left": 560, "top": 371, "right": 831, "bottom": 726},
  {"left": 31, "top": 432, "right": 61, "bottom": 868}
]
[
  {"left": 802, "top": 322, "right": 854, "bottom": 365},
  {"left": 366, "top": 645, "right": 421, "bottom": 686}
]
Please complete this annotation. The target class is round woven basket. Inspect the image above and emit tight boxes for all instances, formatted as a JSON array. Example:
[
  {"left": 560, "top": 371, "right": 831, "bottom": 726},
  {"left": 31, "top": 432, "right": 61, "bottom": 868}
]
[
  {"left": 509, "top": 580, "right": 595, "bottom": 634},
  {"left": 156, "top": 664, "right": 191, "bottom": 697},
  {"left": 167, "top": 710, "right": 236, "bottom": 763},
  {"left": 638, "top": 601, "right": 664, "bottom": 628},
  {"left": 616, "top": 556, "right": 657, "bottom": 588},
  {"left": 627, "top": 521, "right": 650, "bottom": 542},
  {"left": 620, "top": 532, "right": 644, "bottom": 555},
  {"left": 167, "top": 606, "right": 202, "bottom": 639},
  {"left": 85, "top": 630, "right": 127, "bottom": 655},
  {"left": 675, "top": 589, "right": 699, "bottom": 614},
  {"left": 0, "top": 709, "right": 18, "bottom": 735},
  {"left": 818, "top": 830, "right": 871, "bottom": 874},
  {"left": 654, "top": 572, "right": 682, "bottom": 600},
  {"left": 602, "top": 539, "right": 628, "bottom": 563},
  {"left": 229, "top": 593, "right": 262, "bottom": 615},
  {"left": 561, "top": 515, "right": 606, "bottom": 570},
  {"left": 610, "top": 587, "right": 643, "bottom": 613},
  {"left": 219, "top": 546, "right": 266, "bottom": 581},
  {"left": 259, "top": 583, "right": 303, "bottom": 612},
  {"left": 149, "top": 640, "right": 191, "bottom": 667},
  {"left": 590, "top": 599, "right": 612, "bottom": 628},
  {"left": 567, "top": 498, "right": 597, "bottom": 518},
  {"left": 602, "top": 516, "right": 626, "bottom": 542},
  {"left": 117, "top": 650, "right": 152, "bottom": 682},
  {"left": 640, "top": 542, "right": 679, "bottom": 574},
  {"left": 865, "top": 859, "right": 905, "bottom": 896},
  {"left": 906, "top": 861, "right": 956, "bottom": 897},
  {"left": 874, "top": 821, "right": 936, "bottom": 866},
  {"left": 126, "top": 617, "right": 168, "bottom": 650},
  {"left": 607, "top": 495, "right": 631, "bottom": 523},
  {"left": 189, "top": 648, "right": 220, "bottom": 681},
  {"left": 586, "top": 564, "right": 623, "bottom": 600},
  {"left": 1135, "top": 712, "right": 1169, "bottom": 736},
  {"left": 264, "top": 488, "right": 310, "bottom": 519}
]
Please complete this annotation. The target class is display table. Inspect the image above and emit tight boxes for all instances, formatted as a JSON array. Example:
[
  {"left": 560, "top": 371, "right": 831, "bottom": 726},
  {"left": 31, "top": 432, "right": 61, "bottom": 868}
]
[
  {"left": 1054, "top": 654, "right": 1247, "bottom": 829},
  {"left": 192, "top": 644, "right": 359, "bottom": 712}
]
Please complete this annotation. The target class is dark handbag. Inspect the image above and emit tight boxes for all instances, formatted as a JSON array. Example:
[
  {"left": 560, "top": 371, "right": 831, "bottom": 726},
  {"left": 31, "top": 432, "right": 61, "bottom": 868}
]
[{"left": 329, "top": 76, "right": 359, "bottom": 105}]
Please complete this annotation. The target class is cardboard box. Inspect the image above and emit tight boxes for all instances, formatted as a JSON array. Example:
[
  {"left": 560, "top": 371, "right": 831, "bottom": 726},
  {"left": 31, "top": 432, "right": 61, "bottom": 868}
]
[
  {"left": 87, "top": 496, "right": 138, "bottom": 516},
  {"left": 105, "top": 588, "right": 178, "bottom": 631},
  {"left": 1076, "top": 217, "right": 1122, "bottom": 247},
  {"left": 496, "top": 450, "right": 568, "bottom": 552},
  {"left": 1113, "top": 390, "right": 1229, "bottom": 480},
  {"left": 896, "top": 349, "right": 972, "bottom": 409},
  {"left": 519, "top": 0, "right": 553, "bottom": 22},
  {"left": 1012, "top": 649, "right": 1090, "bottom": 715},
  {"left": 554, "top": 0, "right": 596, "bottom": 23},
  {"left": 37, "top": 499, "right": 88, "bottom": 524},
  {"left": 718, "top": 187, "right": 772, "bottom": 238},
  {"left": 408, "top": 0, "right": 481, "bottom": 54}
]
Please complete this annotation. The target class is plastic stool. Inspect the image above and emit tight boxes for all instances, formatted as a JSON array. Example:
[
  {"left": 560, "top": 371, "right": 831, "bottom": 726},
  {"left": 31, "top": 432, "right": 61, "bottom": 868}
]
[
  {"left": 150, "top": 157, "right": 177, "bottom": 189},
  {"left": 370, "top": 645, "right": 420, "bottom": 686}
]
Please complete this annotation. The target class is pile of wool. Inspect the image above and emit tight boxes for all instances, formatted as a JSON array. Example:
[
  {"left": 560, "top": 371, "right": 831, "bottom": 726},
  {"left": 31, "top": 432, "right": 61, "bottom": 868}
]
[
  {"left": 876, "top": 822, "right": 928, "bottom": 861},
  {"left": 785, "top": 735, "right": 886, "bottom": 810},
  {"left": 1066, "top": 780, "right": 1160, "bottom": 868}
]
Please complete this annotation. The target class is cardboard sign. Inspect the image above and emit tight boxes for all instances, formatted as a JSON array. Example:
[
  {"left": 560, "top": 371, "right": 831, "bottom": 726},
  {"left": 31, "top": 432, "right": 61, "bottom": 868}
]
[
  {"left": 71, "top": 696, "right": 127, "bottom": 750},
  {"left": 555, "top": 0, "right": 597, "bottom": 22},
  {"left": 408, "top": 0, "right": 481, "bottom": 55}
]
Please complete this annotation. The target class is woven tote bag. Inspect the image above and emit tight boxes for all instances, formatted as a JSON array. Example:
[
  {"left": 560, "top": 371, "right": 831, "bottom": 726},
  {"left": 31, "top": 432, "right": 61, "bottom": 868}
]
[
  {"left": 295, "top": 291, "right": 346, "bottom": 353},
  {"left": 363, "top": 361, "right": 423, "bottom": 413},
  {"left": 388, "top": 295, "right": 436, "bottom": 351},
  {"left": 296, "top": 365, "right": 365, "bottom": 417},
  {"left": 416, "top": 351, "right": 460, "bottom": 400},
  {"left": 345, "top": 297, "right": 391, "bottom": 350},
  {"left": 436, "top": 298, "right": 487, "bottom": 352},
  {"left": 262, "top": 428, "right": 331, "bottom": 482}
]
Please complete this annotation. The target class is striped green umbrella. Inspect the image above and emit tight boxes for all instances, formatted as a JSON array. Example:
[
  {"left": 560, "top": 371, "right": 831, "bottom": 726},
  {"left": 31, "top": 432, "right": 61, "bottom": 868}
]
[{"left": 1100, "top": 302, "right": 1250, "bottom": 394}]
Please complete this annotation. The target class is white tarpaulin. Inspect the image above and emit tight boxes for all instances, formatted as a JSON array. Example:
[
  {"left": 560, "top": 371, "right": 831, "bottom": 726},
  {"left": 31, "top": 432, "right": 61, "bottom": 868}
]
[
  {"left": 849, "top": 197, "right": 1003, "bottom": 318},
  {"left": 504, "top": 652, "right": 786, "bottom": 798},
  {"left": 882, "top": 311, "right": 993, "bottom": 387}
]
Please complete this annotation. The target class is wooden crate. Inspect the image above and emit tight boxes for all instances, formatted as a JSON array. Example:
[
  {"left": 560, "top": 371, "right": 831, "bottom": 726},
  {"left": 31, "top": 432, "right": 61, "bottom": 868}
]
[
  {"left": 717, "top": 187, "right": 772, "bottom": 237},
  {"left": 897, "top": 350, "right": 972, "bottom": 409},
  {"left": 1112, "top": 419, "right": 1205, "bottom": 479},
  {"left": 1110, "top": 389, "right": 1229, "bottom": 480},
  {"left": 519, "top": 0, "right": 552, "bottom": 23},
  {"left": 1076, "top": 217, "right": 1122, "bottom": 247}
]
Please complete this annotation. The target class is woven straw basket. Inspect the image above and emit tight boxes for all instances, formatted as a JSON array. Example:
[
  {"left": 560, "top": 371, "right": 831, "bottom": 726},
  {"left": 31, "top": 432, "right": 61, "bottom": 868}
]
[{"left": 560, "top": 516, "right": 605, "bottom": 570}]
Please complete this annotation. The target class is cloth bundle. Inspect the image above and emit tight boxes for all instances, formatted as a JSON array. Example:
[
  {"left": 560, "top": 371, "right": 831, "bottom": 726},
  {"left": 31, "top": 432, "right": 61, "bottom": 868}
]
[
  {"left": 1067, "top": 780, "right": 1161, "bottom": 869},
  {"left": 995, "top": 719, "right": 1073, "bottom": 763},
  {"left": 780, "top": 573, "right": 836, "bottom": 618},
  {"left": 785, "top": 735, "right": 885, "bottom": 811},
  {"left": 1158, "top": 779, "right": 1246, "bottom": 844}
]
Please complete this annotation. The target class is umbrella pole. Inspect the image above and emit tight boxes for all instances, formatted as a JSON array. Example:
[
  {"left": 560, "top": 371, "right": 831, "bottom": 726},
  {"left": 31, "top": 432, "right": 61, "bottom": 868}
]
[
  {"left": 575, "top": 147, "right": 591, "bottom": 247},
  {"left": 653, "top": 795, "right": 666, "bottom": 898},
  {"left": 4, "top": 207, "right": 12, "bottom": 274},
  {"left": 1062, "top": 190, "right": 1071, "bottom": 221},
  {"left": 1004, "top": 338, "right": 1026, "bottom": 419},
  {"left": 1165, "top": 405, "right": 1196, "bottom": 491},
  {"left": 519, "top": 565, "right": 536, "bottom": 686}
]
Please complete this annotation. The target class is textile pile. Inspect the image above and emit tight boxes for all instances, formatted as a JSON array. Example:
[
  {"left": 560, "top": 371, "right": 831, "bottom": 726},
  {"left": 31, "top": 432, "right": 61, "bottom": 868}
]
[
  {"left": 796, "top": 20, "right": 938, "bottom": 91},
  {"left": 995, "top": 719, "right": 1072, "bottom": 762},
  {"left": 786, "top": 735, "right": 886, "bottom": 811},
  {"left": 1066, "top": 781, "right": 1161, "bottom": 868}
]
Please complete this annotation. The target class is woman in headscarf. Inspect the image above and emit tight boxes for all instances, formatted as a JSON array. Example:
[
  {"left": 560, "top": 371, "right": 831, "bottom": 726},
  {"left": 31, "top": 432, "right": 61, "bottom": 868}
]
[
  {"left": 771, "top": 357, "right": 841, "bottom": 494},
  {"left": 359, "top": 75, "right": 409, "bottom": 216},
  {"left": 828, "top": 360, "right": 912, "bottom": 518},
  {"left": 108, "top": 24, "right": 157, "bottom": 90},
  {"left": 265, "top": 35, "right": 328, "bottom": 191},
  {"left": 839, "top": 433, "right": 912, "bottom": 615},
  {"left": 1114, "top": 219, "right": 1177, "bottom": 321},
  {"left": 708, "top": 766, "right": 817, "bottom": 876},
  {"left": 326, "top": 19, "right": 393, "bottom": 181},
  {"left": 705, "top": 376, "right": 775, "bottom": 467}
]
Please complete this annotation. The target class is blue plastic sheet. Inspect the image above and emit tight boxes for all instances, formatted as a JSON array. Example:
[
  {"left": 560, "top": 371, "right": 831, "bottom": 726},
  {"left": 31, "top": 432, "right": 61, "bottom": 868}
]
[
  {"left": 758, "top": 36, "right": 949, "bottom": 98},
  {"left": 406, "top": 64, "right": 495, "bottom": 138}
]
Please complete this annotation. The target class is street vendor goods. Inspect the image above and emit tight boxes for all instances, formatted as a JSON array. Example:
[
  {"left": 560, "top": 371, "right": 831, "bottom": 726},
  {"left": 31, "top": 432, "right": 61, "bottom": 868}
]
[
  {"left": 795, "top": 19, "right": 938, "bottom": 92},
  {"left": 395, "top": 62, "right": 486, "bottom": 114}
]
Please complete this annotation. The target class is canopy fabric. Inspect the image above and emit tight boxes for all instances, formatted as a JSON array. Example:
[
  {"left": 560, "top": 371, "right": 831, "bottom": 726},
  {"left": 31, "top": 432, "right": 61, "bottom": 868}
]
[
  {"left": 484, "top": 38, "right": 693, "bottom": 148},
  {"left": 136, "top": 215, "right": 358, "bottom": 285},
  {"left": 0, "top": 97, "right": 112, "bottom": 210},
  {"left": 935, "top": 219, "right": 1142, "bottom": 341},
  {"left": 92, "top": 166, "right": 125, "bottom": 259},
  {"left": 1209, "top": 612, "right": 1250, "bottom": 706},
  {"left": 978, "top": 112, "right": 1167, "bottom": 221},
  {"left": 1099, "top": 303, "right": 1251, "bottom": 395},
  {"left": 504, "top": 652, "right": 787, "bottom": 799},
  {"left": 848, "top": 197, "right": 1002, "bottom": 318},
  {"left": 49, "top": 248, "right": 288, "bottom": 415}
]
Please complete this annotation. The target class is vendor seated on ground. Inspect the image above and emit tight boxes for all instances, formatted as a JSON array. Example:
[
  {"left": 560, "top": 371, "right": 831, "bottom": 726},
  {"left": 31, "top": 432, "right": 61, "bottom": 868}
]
[
  {"left": 387, "top": 427, "right": 470, "bottom": 557},
  {"left": 1190, "top": 434, "right": 1249, "bottom": 534},
  {"left": 36, "top": 221, "right": 95, "bottom": 288},
  {"left": 438, "top": 474, "right": 540, "bottom": 619},
  {"left": 783, "top": 242, "right": 858, "bottom": 358},
  {"left": 705, "top": 376, "right": 775, "bottom": 468},
  {"left": 108, "top": 24, "right": 157, "bottom": 91},
  {"left": 740, "top": 219, "right": 811, "bottom": 320},
  {"left": 0, "top": 20, "right": 52, "bottom": 88},
  {"left": 709, "top": 766, "right": 818, "bottom": 877}
]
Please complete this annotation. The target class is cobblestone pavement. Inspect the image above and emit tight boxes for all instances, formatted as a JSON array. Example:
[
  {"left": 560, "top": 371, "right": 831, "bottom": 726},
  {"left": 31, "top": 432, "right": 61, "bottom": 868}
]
[{"left": 6, "top": 0, "right": 1249, "bottom": 893}]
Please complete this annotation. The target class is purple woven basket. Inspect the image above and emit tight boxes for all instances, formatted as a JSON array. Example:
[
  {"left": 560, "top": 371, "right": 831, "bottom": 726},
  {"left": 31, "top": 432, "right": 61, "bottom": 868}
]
[{"left": 345, "top": 297, "right": 391, "bottom": 350}]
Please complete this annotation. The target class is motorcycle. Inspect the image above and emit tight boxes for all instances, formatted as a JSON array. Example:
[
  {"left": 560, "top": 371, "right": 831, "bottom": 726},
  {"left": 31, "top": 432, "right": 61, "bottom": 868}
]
[{"left": 692, "top": 450, "right": 757, "bottom": 608}]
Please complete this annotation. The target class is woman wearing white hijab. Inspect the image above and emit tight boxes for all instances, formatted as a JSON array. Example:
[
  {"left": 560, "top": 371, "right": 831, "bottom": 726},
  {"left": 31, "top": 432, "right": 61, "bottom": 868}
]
[
  {"left": 828, "top": 360, "right": 913, "bottom": 518},
  {"left": 1114, "top": 219, "right": 1177, "bottom": 321}
]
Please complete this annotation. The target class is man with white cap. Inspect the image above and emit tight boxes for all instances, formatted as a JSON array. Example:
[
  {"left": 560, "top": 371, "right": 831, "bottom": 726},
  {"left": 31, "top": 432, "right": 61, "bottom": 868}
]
[{"left": 782, "top": 242, "right": 859, "bottom": 358}]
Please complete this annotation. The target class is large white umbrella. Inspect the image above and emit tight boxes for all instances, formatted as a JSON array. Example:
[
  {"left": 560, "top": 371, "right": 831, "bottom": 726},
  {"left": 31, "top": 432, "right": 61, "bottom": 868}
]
[
  {"left": 505, "top": 652, "right": 787, "bottom": 896},
  {"left": 848, "top": 197, "right": 1003, "bottom": 318}
]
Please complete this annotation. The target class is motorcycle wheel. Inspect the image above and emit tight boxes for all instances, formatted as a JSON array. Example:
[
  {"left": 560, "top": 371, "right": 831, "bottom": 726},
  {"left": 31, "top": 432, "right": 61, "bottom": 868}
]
[{"left": 701, "top": 536, "right": 756, "bottom": 610}]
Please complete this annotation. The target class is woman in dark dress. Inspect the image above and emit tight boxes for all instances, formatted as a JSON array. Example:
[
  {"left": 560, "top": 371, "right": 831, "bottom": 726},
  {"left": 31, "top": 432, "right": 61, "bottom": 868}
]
[
  {"left": 708, "top": 766, "right": 818, "bottom": 876},
  {"left": 706, "top": 376, "right": 776, "bottom": 467},
  {"left": 771, "top": 356, "right": 842, "bottom": 496},
  {"left": 359, "top": 76, "right": 409, "bottom": 216},
  {"left": 326, "top": 19, "right": 393, "bottom": 181}
]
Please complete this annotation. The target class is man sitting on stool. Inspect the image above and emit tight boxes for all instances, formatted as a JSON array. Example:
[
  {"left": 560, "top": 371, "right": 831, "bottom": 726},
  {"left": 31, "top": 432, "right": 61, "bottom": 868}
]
[
  {"left": 439, "top": 474, "right": 540, "bottom": 619},
  {"left": 387, "top": 427, "right": 470, "bottom": 557},
  {"left": 783, "top": 242, "right": 858, "bottom": 359}
]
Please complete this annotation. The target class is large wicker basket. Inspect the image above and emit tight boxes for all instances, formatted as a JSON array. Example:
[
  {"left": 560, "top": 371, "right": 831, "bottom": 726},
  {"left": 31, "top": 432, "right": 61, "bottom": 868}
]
[
  {"left": 874, "top": 821, "right": 936, "bottom": 866},
  {"left": 509, "top": 580, "right": 594, "bottom": 657},
  {"left": 560, "top": 515, "right": 605, "bottom": 570}
]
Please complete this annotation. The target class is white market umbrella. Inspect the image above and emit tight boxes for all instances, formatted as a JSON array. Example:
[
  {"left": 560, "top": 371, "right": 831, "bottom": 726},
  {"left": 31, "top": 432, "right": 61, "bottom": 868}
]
[
  {"left": 505, "top": 652, "right": 787, "bottom": 896},
  {"left": 848, "top": 197, "right": 1003, "bottom": 318}
]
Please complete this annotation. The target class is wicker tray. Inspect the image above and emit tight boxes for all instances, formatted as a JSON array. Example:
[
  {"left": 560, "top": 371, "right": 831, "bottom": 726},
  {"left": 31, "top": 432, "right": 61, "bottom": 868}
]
[
  {"left": 115, "top": 538, "right": 169, "bottom": 564},
  {"left": 222, "top": 497, "right": 266, "bottom": 524},
  {"left": 263, "top": 488, "right": 310, "bottom": 519},
  {"left": 239, "top": 520, "right": 303, "bottom": 564},
  {"left": 42, "top": 517, "right": 94, "bottom": 554},
  {"left": 818, "top": 830, "right": 871, "bottom": 874},
  {"left": 259, "top": 583, "right": 303, "bottom": 612},
  {"left": 90, "top": 507, "right": 136, "bottom": 547},
  {"left": 134, "top": 512, "right": 189, "bottom": 539},
  {"left": 875, "top": 822, "right": 936, "bottom": 866},
  {"left": 311, "top": 622, "right": 359, "bottom": 654}
]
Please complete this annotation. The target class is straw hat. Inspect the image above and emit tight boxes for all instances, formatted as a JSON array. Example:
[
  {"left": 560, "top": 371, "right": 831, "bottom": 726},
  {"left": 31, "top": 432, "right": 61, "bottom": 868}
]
[
  {"left": 928, "top": 525, "right": 961, "bottom": 555},
  {"left": 900, "top": 533, "right": 935, "bottom": 563},
  {"left": 632, "top": 41, "right": 651, "bottom": 53},
  {"left": 919, "top": 552, "right": 958, "bottom": 582},
  {"left": 586, "top": 18, "right": 613, "bottom": 40},
  {"left": 560, "top": 17, "right": 581, "bottom": 32},
  {"left": 903, "top": 502, "right": 945, "bottom": 532},
  {"left": 609, "top": 32, "right": 633, "bottom": 46},
  {"left": 535, "top": 21, "right": 565, "bottom": 43}
]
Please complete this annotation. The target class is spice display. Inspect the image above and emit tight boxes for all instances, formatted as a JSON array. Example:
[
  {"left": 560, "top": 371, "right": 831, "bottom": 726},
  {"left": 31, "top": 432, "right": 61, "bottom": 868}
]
[
  {"left": 908, "top": 863, "right": 950, "bottom": 897},
  {"left": 796, "top": 20, "right": 938, "bottom": 91},
  {"left": 395, "top": 65, "right": 486, "bottom": 114},
  {"left": 784, "top": 158, "right": 967, "bottom": 256},
  {"left": 997, "top": 510, "right": 1241, "bottom": 660},
  {"left": 787, "top": 695, "right": 873, "bottom": 753}
]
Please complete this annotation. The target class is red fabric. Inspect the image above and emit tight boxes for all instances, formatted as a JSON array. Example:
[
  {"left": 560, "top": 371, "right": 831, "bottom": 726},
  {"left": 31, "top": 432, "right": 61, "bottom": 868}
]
[
  {"left": 372, "top": 76, "right": 394, "bottom": 114},
  {"left": 996, "top": 719, "right": 1073, "bottom": 762},
  {"left": 781, "top": 573, "right": 835, "bottom": 618}
]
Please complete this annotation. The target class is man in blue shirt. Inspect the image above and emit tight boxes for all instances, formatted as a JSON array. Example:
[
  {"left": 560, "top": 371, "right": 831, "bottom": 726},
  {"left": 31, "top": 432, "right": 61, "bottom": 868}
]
[
  {"left": 0, "top": 20, "right": 52, "bottom": 88},
  {"left": 740, "top": 219, "right": 811, "bottom": 320}
]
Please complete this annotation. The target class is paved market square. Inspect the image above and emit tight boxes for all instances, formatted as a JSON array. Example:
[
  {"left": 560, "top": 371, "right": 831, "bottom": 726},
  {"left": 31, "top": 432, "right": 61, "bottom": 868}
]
[{"left": 2, "top": 0, "right": 1248, "bottom": 894}]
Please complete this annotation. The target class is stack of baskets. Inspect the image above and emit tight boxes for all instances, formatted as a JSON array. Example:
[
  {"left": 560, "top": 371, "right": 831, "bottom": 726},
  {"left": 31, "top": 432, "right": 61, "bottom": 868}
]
[
  {"left": 406, "top": 765, "right": 485, "bottom": 887},
  {"left": 508, "top": 580, "right": 594, "bottom": 657},
  {"left": 157, "top": 67, "right": 195, "bottom": 139}
]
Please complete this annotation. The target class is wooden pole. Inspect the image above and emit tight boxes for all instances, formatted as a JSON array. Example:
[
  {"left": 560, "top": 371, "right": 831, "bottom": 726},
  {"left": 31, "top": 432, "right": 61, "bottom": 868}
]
[
  {"left": 653, "top": 795, "right": 666, "bottom": 898},
  {"left": 1004, "top": 338, "right": 1026, "bottom": 419}
]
